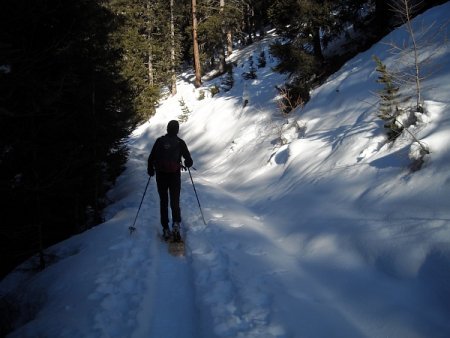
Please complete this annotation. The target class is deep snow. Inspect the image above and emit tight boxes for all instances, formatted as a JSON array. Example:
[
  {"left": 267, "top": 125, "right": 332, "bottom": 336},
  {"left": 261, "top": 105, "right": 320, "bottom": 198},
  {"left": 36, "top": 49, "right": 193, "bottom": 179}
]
[{"left": 2, "top": 3, "right": 450, "bottom": 338}]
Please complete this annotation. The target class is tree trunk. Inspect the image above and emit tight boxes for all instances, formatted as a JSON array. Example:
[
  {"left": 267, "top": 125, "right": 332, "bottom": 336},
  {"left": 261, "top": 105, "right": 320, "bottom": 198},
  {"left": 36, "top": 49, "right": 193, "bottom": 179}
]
[
  {"left": 170, "top": 0, "right": 177, "bottom": 95},
  {"left": 244, "top": 3, "right": 253, "bottom": 44},
  {"left": 91, "top": 72, "right": 100, "bottom": 225},
  {"left": 191, "top": 0, "right": 202, "bottom": 87},
  {"left": 148, "top": 51, "right": 154, "bottom": 86},
  {"left": 218, "top": 0, "right": 227, "bottom": 74},
  {"left": 375, "top": 0, "right": 394, "bottom": 32},
  {"left": 227, "top": 30, "right": 233, "bottom": 56},
  {"left": 312, "top": 26, "right": 324, "bottom": 62},
  {"left": 146, "top": 1, "right": 154, "bottom": 87}
]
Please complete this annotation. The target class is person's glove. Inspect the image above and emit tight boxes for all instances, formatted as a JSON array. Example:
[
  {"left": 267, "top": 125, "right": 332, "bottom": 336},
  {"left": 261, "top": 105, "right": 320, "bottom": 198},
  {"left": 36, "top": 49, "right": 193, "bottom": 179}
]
[
  {"left": 147, "top": 166, "right": 155, "bottom": 177},
  {"left": 184, "top": 158, "right": 193, "bottom": 168}
]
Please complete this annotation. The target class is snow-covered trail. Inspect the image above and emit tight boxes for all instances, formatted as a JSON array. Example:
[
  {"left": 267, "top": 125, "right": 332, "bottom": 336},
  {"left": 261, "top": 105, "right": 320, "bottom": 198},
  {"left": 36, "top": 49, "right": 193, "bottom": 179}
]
[
  {"left": 132, "top": 231, "right": 198, "bottom": 338},
  {"left": 111, "top": 138, "right": 200, "bottom": 338},
  {"left": 182, "top": 178, "right": 283, "bottom": 337},
  {"left": 115, "top": 136, "right": 292, "bottom": 338},
  {"left": 116, "top": 31, "right": 296, "bottom": 337},
  {"left": 120, "top": 130, "right": 290, "bottom": 338},
  {"left": 121, "top": 137, "right": 288, "bottom": 337}
]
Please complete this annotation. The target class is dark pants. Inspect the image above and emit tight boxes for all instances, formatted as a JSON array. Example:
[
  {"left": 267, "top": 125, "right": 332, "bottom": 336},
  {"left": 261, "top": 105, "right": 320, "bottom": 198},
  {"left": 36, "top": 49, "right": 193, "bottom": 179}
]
[{"left": 156, "top": 171, "right": 181, "bottom": 228}]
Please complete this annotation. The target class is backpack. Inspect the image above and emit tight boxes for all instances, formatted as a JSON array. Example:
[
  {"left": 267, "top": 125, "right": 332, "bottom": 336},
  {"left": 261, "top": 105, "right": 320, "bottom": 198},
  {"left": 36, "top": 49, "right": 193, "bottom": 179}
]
[{"left": 155, "top": 135, "right": 181, "bottom": 172}]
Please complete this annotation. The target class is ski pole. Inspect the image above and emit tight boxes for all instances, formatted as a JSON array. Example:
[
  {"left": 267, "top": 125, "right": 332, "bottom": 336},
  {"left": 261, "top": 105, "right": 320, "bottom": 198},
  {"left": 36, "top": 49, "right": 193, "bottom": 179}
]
[
  {"left": 187, "top": 167, "right": 207, "bottom": 225},
  {"left": 129, "top": 176, "right": 151, "bottom": 234}
]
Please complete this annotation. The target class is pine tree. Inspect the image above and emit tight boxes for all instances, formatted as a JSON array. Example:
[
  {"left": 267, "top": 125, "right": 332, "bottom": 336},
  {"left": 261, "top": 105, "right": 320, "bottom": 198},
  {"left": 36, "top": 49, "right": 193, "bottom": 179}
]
[
  {"left": 0, "top": 0, "right": 135, "bottom": 276},
  {"left": 269, "top": 0, "right": 335, "bottom": 62},
  {"left": 188, "top": 0, "right": 263, "bottom": 76},
  {"left": 107, "top": 0, "right": 177, "bottom": 120},
  {"left": 373, "top": 56, "right": 400, "bottom": 119},
  {"left": 373, "top": 55, "right": 403, "bottom": 140}
]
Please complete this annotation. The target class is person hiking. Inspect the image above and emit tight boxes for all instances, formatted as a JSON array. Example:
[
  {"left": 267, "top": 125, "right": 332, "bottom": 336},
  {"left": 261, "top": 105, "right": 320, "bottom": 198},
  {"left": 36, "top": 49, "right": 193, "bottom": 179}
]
[{"left": 147, "top": 120, "right": 193, "bottom": 241}]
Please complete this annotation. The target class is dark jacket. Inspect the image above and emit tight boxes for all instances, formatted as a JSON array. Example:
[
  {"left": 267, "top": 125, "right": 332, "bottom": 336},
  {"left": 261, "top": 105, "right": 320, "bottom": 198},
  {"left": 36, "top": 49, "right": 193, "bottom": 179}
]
[{"left": 148, "top": 134, "right": 193, "bottom": 174}]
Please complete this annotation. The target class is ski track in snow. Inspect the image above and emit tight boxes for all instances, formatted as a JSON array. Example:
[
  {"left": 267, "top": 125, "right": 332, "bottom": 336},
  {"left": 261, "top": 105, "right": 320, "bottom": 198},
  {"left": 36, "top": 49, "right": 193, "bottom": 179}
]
[
  {"left": 91, "top": 201, "right": 198, "bottom": 338},
  {"left": 118, "top": 150, "right": 199, "bottom": 338},
  {"left": 181, "top": 178, "right": 287, "bottom": 338},
  {"left": 95, "top": 169, "right": 285, "bottom": 338},
  {"left": 88, "top": 238, "right": 151, "bottom": 337},
  {"left": 72, "top": 142, "right": 200, "bottom": 338}
]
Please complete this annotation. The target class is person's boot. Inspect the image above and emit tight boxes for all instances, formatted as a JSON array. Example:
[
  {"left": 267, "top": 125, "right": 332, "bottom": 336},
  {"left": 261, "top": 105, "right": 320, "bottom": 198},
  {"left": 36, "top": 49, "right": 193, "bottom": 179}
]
[
  {"left": 162, "top": 226, "right": 172, "bottom": 241},
  {"left": 172, "top": 222, "right": 181, "bottom": 242}
]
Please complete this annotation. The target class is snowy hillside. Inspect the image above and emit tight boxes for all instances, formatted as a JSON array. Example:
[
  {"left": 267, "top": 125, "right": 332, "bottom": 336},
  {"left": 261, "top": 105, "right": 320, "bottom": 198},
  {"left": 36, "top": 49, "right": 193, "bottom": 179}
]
[{"left": 2, "top": 3, "right": 450, "bottom": 338}]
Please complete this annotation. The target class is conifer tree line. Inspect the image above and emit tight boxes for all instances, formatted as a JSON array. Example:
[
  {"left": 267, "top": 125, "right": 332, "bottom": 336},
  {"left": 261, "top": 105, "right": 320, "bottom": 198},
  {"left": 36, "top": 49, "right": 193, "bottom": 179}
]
[
  {"left": 105, "top": 0, "right": 446, "bottom": 114},
  {"left": 0, "top": 0, "right": 447, "bottom": 277},
  {"left": 105, "top": 0, "right": 273, "bottom": 114},
  {"left": 0, "top": 0, "right": 136, "bottom": 277}
]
